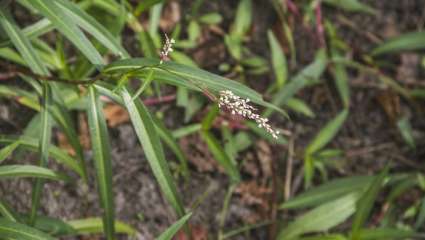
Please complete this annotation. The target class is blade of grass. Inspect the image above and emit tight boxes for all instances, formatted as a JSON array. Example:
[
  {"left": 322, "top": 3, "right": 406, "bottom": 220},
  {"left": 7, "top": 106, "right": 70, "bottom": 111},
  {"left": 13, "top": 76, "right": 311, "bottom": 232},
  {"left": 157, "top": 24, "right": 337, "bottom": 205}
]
[
  {"left": 268, "top": 30, "right": 287, "bottom": 88},
  {"left": 0, "top": 200, "right": 18, "bottom": 222},
  {"left": 0, "top": 141, "right": 20, "bottom": 163},
  {"left": 53, "top": 0, "right": 129, "bottom": 58},
  {"left": 119, "top": 87, "right": 185, "bottom": 217},
  {"left": 29, "top": 83, "right": 52, "bottom": 226},
  {"left": 0, "top": 165, "right": 69, "bottom": 181},
  {"left": 372, "top": 31, "right": 425, "bottom": 55},
  {"left": 0, "top": 7, "right": 48, "bottom": 75},
  {"left": 351, "top": 166, "right": 389, "bottom": 240},
  {"left": 278, "top": 193, "right": 359, "bottom": 240},
  {"left": 0, "top": 135, "right": 83, "bottom": 178},
  {"left": 67, "top": 218, "right": 136, "bottom": 236},
  {"left": 87, "top": 86, "right": 115, "bottom": 239},
  {"left": 155, "top": 212, "right": 192, "bottom": 240},
  {"left": 0, "top": 219, "right": 56, "bottom": 240},
  {"left": 24, "top": 0, "right": 104, "bottom": 66}
]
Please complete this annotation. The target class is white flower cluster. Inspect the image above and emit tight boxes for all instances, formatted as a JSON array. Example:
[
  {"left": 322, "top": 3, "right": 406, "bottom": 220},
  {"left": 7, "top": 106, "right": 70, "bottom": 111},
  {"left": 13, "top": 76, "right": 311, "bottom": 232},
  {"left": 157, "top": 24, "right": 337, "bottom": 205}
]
[
  {"left": 160, "top": 34, "right": 175, "bottom": 64},
  {"left": 218, "top": 90, "right": 280, "bottom": 139}
]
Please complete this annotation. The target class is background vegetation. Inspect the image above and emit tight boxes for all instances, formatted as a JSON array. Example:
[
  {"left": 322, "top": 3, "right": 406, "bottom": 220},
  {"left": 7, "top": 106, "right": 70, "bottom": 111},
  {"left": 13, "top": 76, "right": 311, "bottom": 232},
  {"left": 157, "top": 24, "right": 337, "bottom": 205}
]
[{"left": 0, "top": 0, "right": 424, "bottom": 239}]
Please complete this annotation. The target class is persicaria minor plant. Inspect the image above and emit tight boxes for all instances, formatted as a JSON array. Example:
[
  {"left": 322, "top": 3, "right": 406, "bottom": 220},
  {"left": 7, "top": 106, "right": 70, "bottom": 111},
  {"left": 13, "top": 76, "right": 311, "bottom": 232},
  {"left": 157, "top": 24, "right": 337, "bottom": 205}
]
[{"left": 0, "top": 0, "right": 284, "bottom": 239}]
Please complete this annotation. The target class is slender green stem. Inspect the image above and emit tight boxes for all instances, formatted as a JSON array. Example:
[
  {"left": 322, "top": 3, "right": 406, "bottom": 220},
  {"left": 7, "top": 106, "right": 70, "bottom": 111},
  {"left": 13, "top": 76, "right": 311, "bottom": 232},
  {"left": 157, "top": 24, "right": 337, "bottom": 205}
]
[
  {"left": 218, "top": 184, "right": 236, "bottom": 240},
  {"left": 132, "top": 68, "right": 155, "bottom": 100}
]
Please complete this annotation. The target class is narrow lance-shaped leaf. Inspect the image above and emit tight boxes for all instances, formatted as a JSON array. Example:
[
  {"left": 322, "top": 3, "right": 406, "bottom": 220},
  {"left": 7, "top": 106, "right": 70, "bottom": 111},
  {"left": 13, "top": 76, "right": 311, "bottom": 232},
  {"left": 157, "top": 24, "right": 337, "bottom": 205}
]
[
  {"left": 351, "top": 166, "right": 389, "bottom": 240},
  {"left": 306, "top": 109, "right": 348, "bottom": 155},
  {"left": 0, "top": 141, "right": 20, "bottom": 163},
  {"left": 87, "top": 86, "right": 115, "bottom": 239},
  {"left": 268, "top": 30, "right": 287, "bottom": 88},
  {"left": 24, "top": 0, "right": 104, "bottom": 66},
  {"left": 53, "top": 0, "right": 129, "bottom": 58},
  {"left": 0, "top": 165, "right": 69, "bottom": 181},
  {"left": 67, "top": 218, "right": 136, "bottom": 236},
  {"left": 372, "top": 31, "right": 425, "bottom": 55},
  {"left": 0, "top": 6, "right": 48, "bottom": 75},
  {"left": 277, "top": 193, "right": 359, "bottom": 240},
  {"left": 156, "top": 212, "right": 193, "bottom": 240},
  {"left": 30, "top": 83, "right": 52, "bottom": 226},
  {"left": 0, "top": 219, "right": 56, "bottom": 240},
  {"left": 0, "top": 135, "right": 83, "bottom": 178},
  {"left": 120, "top": 88, "right": 185, "bottom": 217},
  {"left": 0, "top": 199, "right": 18, "bottom": 222}
]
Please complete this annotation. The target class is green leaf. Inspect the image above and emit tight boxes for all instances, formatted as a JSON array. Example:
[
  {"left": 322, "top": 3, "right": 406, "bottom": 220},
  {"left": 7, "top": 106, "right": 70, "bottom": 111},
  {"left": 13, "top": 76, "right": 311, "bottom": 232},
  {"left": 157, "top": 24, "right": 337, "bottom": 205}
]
[
  {"left": 0, "top": 219, "right": 56, "bottom": 240},
  {"left": 103, "top": 58, "right": 286, "bottom": 116},
  {"left": 67, "top": 217, "right": 136, "bottom": 236},
  {"left": 0, "top": 6, "right": 48, "bottom": 75},
  {"left": 188, "top": 20, "right": 201, "bottom": 42},
  {"left": 199, "top": 13, "right": 222, "bottom": 25},
  {"left": 268, "top": 30, "right": 287, "bottom": 88},
  {"left": 0, "top": 18, "right": 54, "bottom": 48},
  {"left": 0, "top": 141, "right": 20, "bottom": 163},
  {"left": 24, "top": 0, "right": 104, "bottom": 66},
  {"left": 285, "top": 98, "right": 315, "bottom": 118},
  {"left": 265, "top": 49, "right": 327, "bottom": 117},
  {"left": 0, "top": 165, "right": 68, "bottom": 181},
  {"left": 87, "top": 86, "right": 115, "bottom": 239},
  {"left": 372, "top": 31, "right": 425, "bottom": 55},
  {"left": 322, "top": 0, "right": 376, "bottom": 14},
  {"left": 356, "top": 228, "right": 414, "bottom": 240},
  {"left": 331, "top": 56, "right": 350, "bottom": 108},
  {"left": 280, "top": 176, "right": 373, "bottom": 209},
  {"left": 119, "top": 88, "right": 185, "bottom": 218},
  {"left": 396, "top": 116, "right": 416, "bottom": 149},
  {"left": 277, "top": 193, "right": 359, "bottom": 240},
  {"left": 351, "top": 166, "right": 389, "bottom": 240},
  {"left": 0, "top": 135, "right": 83, "bottom": 178},
  {"left": 30, "top": 83, "right": 52, "bottom": 226},
  {"left": 53, "top": 0, "right": 129, "bottom": 58},
  {"left": 232, "top": 0, "right": 252, "bottom": 37},
  {"left": 0, "top": 200, "right": 18, "bottom": 222},
  {"left": 201, "top": 131, "right": 240, "bottom": 183},
  {"left": 21, "top": 215, "right": 77, "bottom": 236},
  {"left": 156, "top": 212, "right": 192, "bottom": 240},
  {"left": 306, "top": 109, "right": 348, "bottom": 155}
]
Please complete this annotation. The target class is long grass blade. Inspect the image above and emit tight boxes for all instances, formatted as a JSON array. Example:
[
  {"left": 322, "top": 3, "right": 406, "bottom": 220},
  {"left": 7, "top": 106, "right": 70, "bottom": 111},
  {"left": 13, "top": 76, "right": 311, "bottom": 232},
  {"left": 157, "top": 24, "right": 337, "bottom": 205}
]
[
  {"left": 156, "top": 212, "right": 193, "bottom": 240},
  {"left": 119, "top": 88, "right": 185, "bottom": 218},
  {"left": 0, "top": 165, "right": 69, "bottom": 181},
  {"left": 29, "top": 83, "right": 52, "bottom": 226},
  {"left": 0, "top": 219, "right": 56, "bottom": 240},
  {"left": 87, "top": 86, "right": 115, "bottom": 239}
]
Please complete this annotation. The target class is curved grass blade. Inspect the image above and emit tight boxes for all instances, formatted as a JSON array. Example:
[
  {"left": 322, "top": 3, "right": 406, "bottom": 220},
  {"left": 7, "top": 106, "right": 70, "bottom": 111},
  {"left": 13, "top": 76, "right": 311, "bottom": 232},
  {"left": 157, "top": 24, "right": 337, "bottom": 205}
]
[
  {"left": 280, "top": 176, "right": 373, "bottom": 209},
  {"left": 103, "top": 58, "right": 286, "bottom": 115},
  {"left": 356, "top": 228, "right": 414, "bottom": 240},
  {"left": 24, "top": 0, "right": 104, "bottom": 66},
  {"left": 323, "top": 0, "right": 376, "bottom": 14},
  {"left": 156, "top": 212, "right": 192, "bottom": 240},
  {"left": 268, "top": 30, "right": 287, "bottom": 88},
  {"left": 19, "top": 215, "right": 76, "bottom": 237},
  {"left": 29, "top": 83, "right": 52, "bottom": 226},
  {"left": 0, "top": 6, "right": 48, "bottom": 75},
  {"left": 119, "top": 88, "right": 185, "bottom": 217},
  {"left": 53, "top": 0, "right": 129, "bottom": 58},
  {"left": 0, "top": 199, "right": 18, "bottom": 222},
  {"left": 0, "top": 141, "right": 20, "bottom": 163},
  {"left": 372, "top": 31, "right": 425, "bottom": 55},
  {"left": 0, "top": 135, "right": 83, "bottom": 178},
  {"left": 278, "top": 193, "right": 359, "bottom": 240},
  {"left": 0, "top": 165, "right": 69, "bottom": 181},
  {"left": 351, "top": 166, "right": 389, "bottom": 240},
  {"left": 87, "top": 86, "right": 115, "bottom": 239},
  {"left": 305, "top": 109, "right": 349, "bottom": 155},
  {"left": 67, "top": 218, "right": 136, "bottom": 236},
  {"left": 0, "top": 219, "right": 56, "bottom": 240},
  {"left": 0, "top": 18, "right": 53, "bottom": 48}
]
